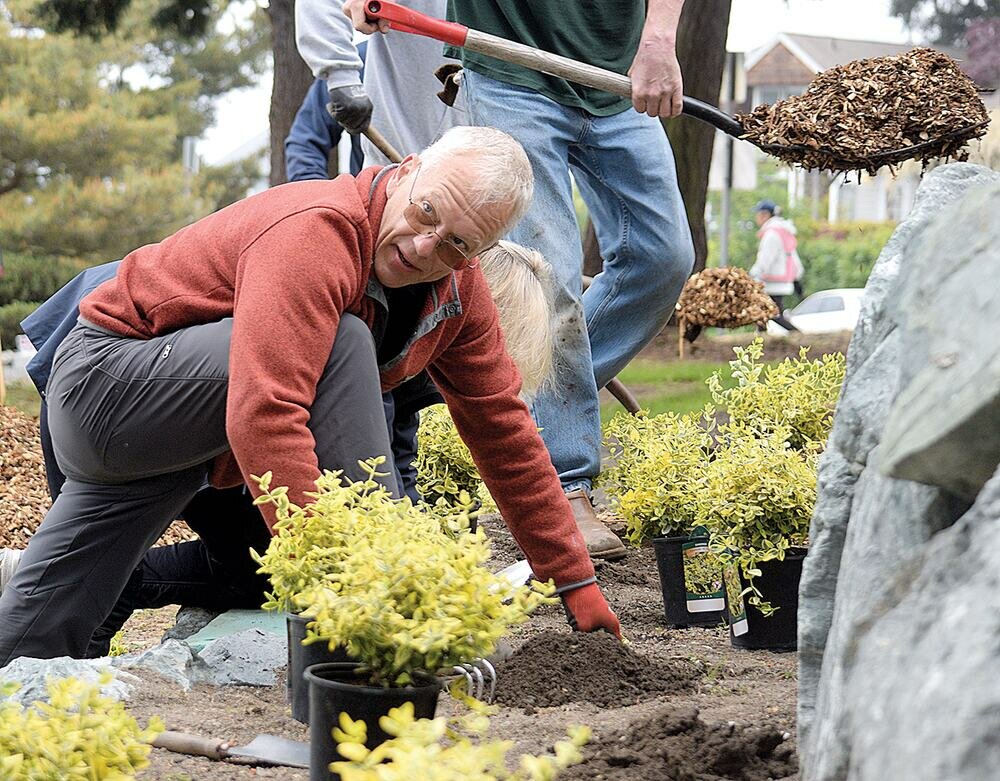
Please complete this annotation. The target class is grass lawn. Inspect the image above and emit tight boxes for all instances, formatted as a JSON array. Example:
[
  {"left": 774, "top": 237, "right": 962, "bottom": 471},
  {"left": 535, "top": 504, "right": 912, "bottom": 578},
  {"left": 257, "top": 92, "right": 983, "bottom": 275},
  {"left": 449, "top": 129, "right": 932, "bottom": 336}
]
[
  {"left": 600, "top": 358, "right": 736, "bottom": 423},
  {"left": 3, "top": 379, "right": 41, "bottom": 418}
]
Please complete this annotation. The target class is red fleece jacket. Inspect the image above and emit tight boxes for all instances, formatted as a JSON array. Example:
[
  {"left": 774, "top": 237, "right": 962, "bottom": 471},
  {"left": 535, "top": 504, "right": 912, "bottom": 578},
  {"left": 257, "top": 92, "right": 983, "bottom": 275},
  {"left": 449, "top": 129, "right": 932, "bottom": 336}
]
[{"left": 80, "top": 167, "right": 595, "bottom": 588}]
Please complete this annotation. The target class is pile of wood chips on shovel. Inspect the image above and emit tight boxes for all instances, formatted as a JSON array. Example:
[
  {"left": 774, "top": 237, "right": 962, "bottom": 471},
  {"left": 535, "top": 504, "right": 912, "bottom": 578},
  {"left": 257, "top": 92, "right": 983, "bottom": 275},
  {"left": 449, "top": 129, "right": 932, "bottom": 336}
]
[
  {"left": 675, "top": 266, "right": 777, "bottom": 337},
  {"left": 738, "top": 47, "right": 989, "bottom": 174}
]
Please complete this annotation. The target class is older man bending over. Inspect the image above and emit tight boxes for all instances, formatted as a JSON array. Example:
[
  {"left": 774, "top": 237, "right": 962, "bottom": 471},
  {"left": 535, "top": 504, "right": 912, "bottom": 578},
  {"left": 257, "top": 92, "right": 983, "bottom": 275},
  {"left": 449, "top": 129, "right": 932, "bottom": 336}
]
[{"left": 0, "top": 127, "right": 619, "bottom": 666}]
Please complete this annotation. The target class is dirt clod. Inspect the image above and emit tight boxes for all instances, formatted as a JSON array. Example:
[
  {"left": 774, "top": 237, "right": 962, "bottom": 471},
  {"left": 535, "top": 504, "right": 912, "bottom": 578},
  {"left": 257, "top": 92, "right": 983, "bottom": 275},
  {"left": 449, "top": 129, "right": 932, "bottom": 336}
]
[
  {"left": 497, "top": 630, "right": 696, "bottom": 710},
  {"left": 563, "top": 706, "right": 798, "bottom": 781}
]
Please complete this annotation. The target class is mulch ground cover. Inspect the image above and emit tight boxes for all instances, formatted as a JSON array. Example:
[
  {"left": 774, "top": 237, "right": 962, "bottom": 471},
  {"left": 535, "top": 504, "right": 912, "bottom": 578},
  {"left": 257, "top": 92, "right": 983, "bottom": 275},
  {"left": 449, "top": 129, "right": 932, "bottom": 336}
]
[
  {"left": 496, "top": 630, "right": 697, "bottom": 711},
  {"left": 0, "top": 404, "right": 198, "bottom": 548}
]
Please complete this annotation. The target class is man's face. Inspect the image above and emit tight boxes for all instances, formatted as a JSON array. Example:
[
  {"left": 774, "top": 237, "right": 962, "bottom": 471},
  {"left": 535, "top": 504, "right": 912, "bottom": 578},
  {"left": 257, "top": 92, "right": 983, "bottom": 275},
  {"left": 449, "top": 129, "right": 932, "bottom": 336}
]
[
  {"left": 755, "top": 210, "right": 771, "bottom": 227},
  {"left": 373, "top": 154, "right": 508, "bottom": 288}
]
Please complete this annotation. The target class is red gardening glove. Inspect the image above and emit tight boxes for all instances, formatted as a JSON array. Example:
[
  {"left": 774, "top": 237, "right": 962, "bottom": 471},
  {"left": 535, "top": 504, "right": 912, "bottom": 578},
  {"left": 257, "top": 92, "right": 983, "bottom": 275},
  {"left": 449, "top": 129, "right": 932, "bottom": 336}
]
[{"left": 561, "top": 582, "right": 621, "bottom": 638}]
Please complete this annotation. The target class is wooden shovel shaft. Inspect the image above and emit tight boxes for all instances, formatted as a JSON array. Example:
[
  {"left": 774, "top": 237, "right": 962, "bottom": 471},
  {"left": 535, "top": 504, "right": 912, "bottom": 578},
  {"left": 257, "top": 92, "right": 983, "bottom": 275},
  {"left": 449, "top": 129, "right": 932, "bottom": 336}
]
[
  {"left": 363, "top": 126, "right": 404, "bottom": 163},
  {"left": 365, "top": 1, "right": 745, "bottom": 138},
  {"left": 152, "top": 730, "right": 229, "bottom": 761}
]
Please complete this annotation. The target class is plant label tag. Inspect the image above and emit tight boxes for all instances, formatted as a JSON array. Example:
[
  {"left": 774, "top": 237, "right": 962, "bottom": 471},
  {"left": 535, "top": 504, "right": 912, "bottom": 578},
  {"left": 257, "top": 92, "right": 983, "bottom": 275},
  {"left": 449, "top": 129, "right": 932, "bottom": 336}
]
[
  {"left": 682, "top": 530, "right": 725, "bottom": 614},
  {"left": 724, "top": 563, "right": 749, "bottom": 637}
]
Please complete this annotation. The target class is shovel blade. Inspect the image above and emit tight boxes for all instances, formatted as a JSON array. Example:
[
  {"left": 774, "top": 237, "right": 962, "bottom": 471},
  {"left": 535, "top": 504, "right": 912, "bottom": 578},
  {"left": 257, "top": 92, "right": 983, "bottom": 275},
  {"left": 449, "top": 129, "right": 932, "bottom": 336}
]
[{"left": 227, "top": 734, "right": 310, "bottom": 768}]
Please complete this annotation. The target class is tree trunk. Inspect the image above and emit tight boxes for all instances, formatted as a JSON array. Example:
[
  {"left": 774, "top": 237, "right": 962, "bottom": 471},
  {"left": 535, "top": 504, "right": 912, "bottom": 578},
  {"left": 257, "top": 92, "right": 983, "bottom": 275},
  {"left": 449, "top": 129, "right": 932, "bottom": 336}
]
[
  {"left": 267, "top": 0, "right": 314, "bottom": 187},
  {"left": 663, "top": 0, "right": 733, "bottom": 273}
]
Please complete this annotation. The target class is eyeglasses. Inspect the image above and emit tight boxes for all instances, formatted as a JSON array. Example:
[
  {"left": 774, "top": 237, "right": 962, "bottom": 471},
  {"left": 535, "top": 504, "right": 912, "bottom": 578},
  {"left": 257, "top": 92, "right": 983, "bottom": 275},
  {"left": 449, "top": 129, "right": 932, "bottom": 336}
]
[{"left": 403, "top": 164, "right": 492, "bottom": 270}]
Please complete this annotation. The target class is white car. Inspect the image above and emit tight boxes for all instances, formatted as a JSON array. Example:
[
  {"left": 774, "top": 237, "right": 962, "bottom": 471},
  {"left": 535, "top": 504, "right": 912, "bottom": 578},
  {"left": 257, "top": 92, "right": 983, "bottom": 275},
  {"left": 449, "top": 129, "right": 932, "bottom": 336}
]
[{"left": 766, "top": 288, "right": 865, "bottom": 334}]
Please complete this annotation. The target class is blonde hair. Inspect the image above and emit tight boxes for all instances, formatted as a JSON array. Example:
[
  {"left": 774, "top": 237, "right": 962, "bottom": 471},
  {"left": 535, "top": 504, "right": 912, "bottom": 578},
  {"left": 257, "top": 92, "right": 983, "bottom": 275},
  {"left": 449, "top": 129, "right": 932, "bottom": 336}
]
[
  {"left": 479, "top": 240, "right": 554, "bottom": 401},
  {"left": 420, "top": 126, "right": 534, "bottom": 232}
]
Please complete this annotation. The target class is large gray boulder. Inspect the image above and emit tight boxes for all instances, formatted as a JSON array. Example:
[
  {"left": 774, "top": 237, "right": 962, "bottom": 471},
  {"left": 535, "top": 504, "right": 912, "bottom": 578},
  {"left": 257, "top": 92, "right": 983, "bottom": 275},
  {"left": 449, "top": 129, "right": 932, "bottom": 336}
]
[
  {"left": 880, "top": 182, "right": 1000, "bottom": 499},
  {"left": 798, "top": 163, "right": 1000, "bottom": 780}
]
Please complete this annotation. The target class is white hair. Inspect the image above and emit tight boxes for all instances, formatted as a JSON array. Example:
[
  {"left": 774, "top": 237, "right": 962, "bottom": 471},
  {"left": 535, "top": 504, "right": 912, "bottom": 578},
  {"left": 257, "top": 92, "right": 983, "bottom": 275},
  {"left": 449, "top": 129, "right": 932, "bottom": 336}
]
[
  {"left": 479, "top": 240, "right": 555, "bottom": 401},
  {"left": 419, "top": 126, "right": 534, "bottom": 232}
]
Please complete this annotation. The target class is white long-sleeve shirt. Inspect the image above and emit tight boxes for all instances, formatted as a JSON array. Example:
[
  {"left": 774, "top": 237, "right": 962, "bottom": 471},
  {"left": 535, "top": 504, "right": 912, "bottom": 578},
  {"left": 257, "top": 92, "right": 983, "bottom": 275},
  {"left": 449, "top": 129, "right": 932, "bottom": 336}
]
[
  {"left": 295, "top": 0, "right": 464, "bottom": 166},
  {"left": 750, "top": 216, "right": 803, "bottom": 297}
]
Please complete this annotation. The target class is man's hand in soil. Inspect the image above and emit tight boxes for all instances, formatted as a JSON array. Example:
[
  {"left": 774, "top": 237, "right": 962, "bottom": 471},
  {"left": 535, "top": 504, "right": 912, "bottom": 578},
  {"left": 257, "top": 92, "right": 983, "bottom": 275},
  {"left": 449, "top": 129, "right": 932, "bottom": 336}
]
[
  {"left": 327, "top": 84, "right": 373, "bottom": 134},
  {"left": 342, "top": 0, "right": 389, "bottom": 33},
  {"left": 562, "top": 582, "right": 622, "bottom": 638},
  {"left": 628, "top": 0, "right": 684, "bottom": 118}
]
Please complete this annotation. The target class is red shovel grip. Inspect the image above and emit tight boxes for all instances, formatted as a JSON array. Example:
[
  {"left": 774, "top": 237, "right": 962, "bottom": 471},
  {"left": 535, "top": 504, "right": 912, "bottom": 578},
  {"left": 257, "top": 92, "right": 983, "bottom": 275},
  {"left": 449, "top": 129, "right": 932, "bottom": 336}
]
[{"left": 366, "top": 1, "right": 468, "bottom": 47}]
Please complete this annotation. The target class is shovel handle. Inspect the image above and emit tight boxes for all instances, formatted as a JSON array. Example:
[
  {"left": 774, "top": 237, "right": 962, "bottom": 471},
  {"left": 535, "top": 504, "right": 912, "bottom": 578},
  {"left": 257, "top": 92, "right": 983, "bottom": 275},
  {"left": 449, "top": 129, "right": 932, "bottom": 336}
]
[
  {"left": 363, "top": 126, "right": 404, "bottom": 163},
  {"left": 364, "top": 1, "right": 745, "bottom": 139},
  {"left": 153, "top": 730, "right": 229, "bottom": 761}
]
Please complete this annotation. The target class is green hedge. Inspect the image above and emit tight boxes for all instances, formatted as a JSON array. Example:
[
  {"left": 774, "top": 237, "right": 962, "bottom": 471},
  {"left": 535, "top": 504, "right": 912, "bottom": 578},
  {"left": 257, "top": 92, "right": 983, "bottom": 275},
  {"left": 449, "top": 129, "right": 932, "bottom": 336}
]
[
  {"left": 0, "top": 301, "right": 41, "bottom": 351},
  {"left": 708, "top": 218, "right": 895, "bottom": 299},
  {"left": 0, "top": 253, "right": 89, "bottom": 308}
]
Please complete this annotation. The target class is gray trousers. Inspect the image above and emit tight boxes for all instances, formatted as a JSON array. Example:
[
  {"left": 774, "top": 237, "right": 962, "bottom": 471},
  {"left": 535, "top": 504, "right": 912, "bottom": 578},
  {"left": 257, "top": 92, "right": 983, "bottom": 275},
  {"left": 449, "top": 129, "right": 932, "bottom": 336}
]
[{"left": 0, "top": 315, "right": 396, "bottom": 666}]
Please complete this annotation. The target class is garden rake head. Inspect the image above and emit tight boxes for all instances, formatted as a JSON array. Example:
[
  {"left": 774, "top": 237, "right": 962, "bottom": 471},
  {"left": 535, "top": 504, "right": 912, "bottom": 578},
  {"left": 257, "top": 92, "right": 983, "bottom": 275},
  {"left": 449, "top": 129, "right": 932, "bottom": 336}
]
[{"left": 450, "top": 657, "right": 498, "bottom": 703}]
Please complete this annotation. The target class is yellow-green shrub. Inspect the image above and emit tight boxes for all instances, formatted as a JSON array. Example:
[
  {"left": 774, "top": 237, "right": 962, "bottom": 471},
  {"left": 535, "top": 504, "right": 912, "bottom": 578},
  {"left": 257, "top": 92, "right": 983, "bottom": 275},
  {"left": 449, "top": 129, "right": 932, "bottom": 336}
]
[
  {"left": 700, "top": 428, "right": 816, "bottom": 614},
  {"left": 0, "top": 675, "right": 163, "bottom": 779},
  {"left": 331, "top": 702, "right": 588, "bottom": 780},
  {"left": 599, "top": 411, "right": 712, "bottom": 544},
  {"left": 254, "top": 461, "right": 554, "bottom": 686},
  {"left": 707, "top": 338, "right": 845, "bottom": 451},
  {"left": 251, "top": 460, "right": 476, "bottom": 612},
  {"left": 415, "top": 404, "right": 496, "bottom": 512}
]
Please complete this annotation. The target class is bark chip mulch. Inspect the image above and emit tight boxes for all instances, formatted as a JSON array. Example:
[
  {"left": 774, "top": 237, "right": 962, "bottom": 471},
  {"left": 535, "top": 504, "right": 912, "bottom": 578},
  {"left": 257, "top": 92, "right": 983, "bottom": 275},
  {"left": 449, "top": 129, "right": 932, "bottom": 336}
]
[
  {"left": 738, "top": 47, "right": 988, "bottom": 174},
  {"left": 0, "top": 405, "right": 198, "bottom": 548},
  {"left": 675, "top": 268, "right": 778, "bottom": 331},
  {"left": 0, "top": 406, "right": 51, "bottom": 548},
  {"left": 563, "top": 706, "right": 798, "bottom": 781},
  {"left": 496, "top": 630, "right": 696, "bottom": 710}
]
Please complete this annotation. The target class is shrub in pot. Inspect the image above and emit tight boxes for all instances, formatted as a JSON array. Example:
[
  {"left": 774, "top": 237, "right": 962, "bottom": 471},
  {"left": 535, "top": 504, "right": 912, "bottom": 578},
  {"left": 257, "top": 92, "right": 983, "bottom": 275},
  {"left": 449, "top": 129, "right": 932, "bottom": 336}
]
[
  {"left": 329, "top": 701, "right": 589, "bottom": 781},
  {"left": 699, "top": 426, "right": 816, "bottom": 649},
  {"left": 272, "top": 472, "right": 553, "bottom": 777},
  {"left": 599, "top": 410, "right": 723, "bottom": 627},
  {"left": 251, "top": 460, "right": 477, "bottom": 722}
]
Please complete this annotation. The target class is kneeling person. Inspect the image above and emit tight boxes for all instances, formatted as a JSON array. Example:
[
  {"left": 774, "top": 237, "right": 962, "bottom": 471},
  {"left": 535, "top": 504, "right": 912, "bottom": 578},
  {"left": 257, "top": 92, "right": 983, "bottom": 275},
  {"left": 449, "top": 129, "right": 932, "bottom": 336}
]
[{"left": 0, "top": 127, "right": 618, "bottom": 665}]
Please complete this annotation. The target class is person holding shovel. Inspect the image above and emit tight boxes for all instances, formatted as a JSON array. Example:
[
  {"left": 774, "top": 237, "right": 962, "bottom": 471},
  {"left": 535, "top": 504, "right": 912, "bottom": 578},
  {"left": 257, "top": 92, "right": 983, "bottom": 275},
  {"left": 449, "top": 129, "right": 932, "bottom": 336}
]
[
  {"left": 409, "top": 0, "right": 696, "bottom": 560},
  {"left": 0, "top": 127, "right": 619, "bottom": 666}
]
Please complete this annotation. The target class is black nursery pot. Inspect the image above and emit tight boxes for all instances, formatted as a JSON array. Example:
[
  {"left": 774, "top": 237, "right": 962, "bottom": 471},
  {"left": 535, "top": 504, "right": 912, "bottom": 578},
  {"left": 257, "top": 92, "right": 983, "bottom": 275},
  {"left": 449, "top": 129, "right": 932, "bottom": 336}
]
[
  {"left": 652, "top": 534, "right": 725, "bottom": 628},
  {"left": 304, "top": 662, "right": 441, "bottom": 781},
  {"left": 723, "top": 548, "right": 807, "bottom": 652},
  {"left": 286, "top": 613, "right": 352, "bottom": 724}
]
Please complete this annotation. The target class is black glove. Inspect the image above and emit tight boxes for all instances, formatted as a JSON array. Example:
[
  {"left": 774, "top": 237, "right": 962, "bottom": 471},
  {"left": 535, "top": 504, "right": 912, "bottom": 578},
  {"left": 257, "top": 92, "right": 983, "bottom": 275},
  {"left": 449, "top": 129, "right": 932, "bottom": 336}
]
[{"left": 326, "top": 85, "right": 373, "bottom": 134}]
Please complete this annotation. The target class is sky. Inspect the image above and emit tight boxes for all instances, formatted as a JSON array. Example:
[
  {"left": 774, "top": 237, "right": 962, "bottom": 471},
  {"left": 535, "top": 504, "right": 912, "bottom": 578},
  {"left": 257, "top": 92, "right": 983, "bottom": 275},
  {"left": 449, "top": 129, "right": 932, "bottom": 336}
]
[{"left": 197, "top": 0, "right": 913, "bottom": 164}]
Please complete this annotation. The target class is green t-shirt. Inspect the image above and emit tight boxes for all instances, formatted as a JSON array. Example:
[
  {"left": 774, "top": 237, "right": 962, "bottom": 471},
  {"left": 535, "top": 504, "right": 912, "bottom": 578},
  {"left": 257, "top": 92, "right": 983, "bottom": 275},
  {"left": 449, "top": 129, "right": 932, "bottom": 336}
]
[{"left": 446, "top": 0, "right": 645, "bottom": 116}]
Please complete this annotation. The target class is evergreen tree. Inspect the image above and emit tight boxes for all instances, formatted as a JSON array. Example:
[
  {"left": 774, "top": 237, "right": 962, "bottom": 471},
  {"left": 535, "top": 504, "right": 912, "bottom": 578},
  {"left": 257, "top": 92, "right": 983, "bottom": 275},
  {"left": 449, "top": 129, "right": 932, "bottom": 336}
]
[
  {"left": 0, "top": 0, "right": 267, "bottom": 261},
  {"left": 889, "top": 0, "right": 1000, "bottom": 46}
]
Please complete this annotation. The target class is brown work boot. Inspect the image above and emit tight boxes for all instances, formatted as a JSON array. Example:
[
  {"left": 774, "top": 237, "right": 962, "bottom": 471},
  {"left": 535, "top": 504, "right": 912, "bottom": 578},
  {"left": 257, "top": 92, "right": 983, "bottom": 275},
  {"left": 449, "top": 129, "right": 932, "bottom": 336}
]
[{"left": 565, "top": 490, "right": 627, "bottom": 561}]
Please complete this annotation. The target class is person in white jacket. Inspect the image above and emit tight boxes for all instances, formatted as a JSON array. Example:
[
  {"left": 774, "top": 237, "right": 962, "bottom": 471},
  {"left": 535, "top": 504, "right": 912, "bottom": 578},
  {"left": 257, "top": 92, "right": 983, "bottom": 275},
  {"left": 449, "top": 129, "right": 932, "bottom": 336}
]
[{"left": 749, "top": 199, "right": 803, "bottom": 332}]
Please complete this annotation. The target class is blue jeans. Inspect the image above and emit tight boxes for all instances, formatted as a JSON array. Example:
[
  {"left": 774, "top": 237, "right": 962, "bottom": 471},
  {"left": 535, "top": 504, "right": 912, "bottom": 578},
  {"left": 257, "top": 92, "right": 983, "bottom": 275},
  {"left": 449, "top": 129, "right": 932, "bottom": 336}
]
[{"left": 462, "top": 70, "right": 694, "bottom": 492}]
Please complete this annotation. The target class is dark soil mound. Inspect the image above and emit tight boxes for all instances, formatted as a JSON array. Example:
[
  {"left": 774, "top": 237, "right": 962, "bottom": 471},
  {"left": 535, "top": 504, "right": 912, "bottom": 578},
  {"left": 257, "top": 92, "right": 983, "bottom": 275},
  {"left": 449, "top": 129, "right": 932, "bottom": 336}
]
[
  {"left": 594, "top": 546, "right": 660, "bottom": 588},
  {"left": 496, "top": 630, "right": 695, "bottom": 710},
  {"left": 563, "top": 706, "right": 798, "bottom": 781}
]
